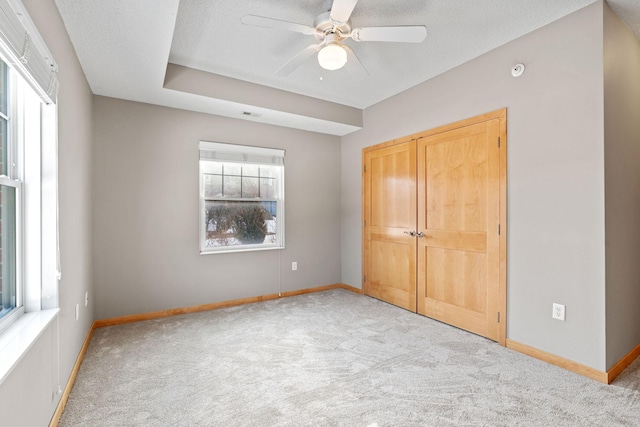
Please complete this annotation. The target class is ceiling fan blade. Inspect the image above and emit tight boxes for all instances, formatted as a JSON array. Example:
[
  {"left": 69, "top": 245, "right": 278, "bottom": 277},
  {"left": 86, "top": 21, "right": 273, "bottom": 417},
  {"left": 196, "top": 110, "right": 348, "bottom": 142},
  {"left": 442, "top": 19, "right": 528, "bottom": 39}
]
[
  {"left": 343, "top": 45, "right": 368, "bottom": 78},
  {"left": 276, "top": 44, "right": 322, "bottom": 76},
  {"left": 351, "top": 26, "right": 427, "bottom": 43},
  {"left": 241, "top": 15, "right": 317, "bottom": 36},
  {"left": 330, "top": 0, "right": 359, "bottom": 24}
]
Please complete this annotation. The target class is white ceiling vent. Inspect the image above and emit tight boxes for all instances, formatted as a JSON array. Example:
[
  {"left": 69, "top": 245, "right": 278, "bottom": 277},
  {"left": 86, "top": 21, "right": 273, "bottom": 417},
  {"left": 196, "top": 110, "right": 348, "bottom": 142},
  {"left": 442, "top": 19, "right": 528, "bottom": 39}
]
[{"left": 241, "top": 111, "right": 262, "bottom": 118}]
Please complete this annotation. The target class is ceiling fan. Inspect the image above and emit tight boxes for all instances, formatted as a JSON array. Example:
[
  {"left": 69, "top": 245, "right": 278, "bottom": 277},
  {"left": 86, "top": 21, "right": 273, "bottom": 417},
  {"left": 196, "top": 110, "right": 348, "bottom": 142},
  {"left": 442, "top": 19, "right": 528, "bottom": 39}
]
[{"left": 241, "top": 0, "right": 427, "bottom": 77}]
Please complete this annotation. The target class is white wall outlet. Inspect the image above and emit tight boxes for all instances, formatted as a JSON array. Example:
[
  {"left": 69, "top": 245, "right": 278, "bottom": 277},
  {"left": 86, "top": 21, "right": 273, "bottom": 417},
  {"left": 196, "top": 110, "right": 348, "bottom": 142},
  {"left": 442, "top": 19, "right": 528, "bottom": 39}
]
[
  {"left": 292, "top": 262, "right": 298, "bottom": 271},
  {"left": 552, "top": 303, "right": 565, "bottom": 321},
  {"left": 85, "top": 291, "right": 89, "bottom": 307},
  {"left": 75, "top": 303, "right": 79, "bottom": 321}
]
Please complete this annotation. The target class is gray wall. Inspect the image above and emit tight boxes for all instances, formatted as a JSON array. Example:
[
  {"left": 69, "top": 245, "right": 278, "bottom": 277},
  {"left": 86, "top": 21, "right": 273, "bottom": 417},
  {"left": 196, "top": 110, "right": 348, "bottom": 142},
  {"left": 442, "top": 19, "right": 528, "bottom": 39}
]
[
  {"left": 0, "top": 0, "right": 94, "bottom": 425},
  {"left": 92, "top": 97, "right": 342, "bottom": 319},
  {"left": 603, "top": 3, "right": 640, "bottom": 369},
  {"left": 0, "top": 321, "right": 58, "bottom": 426},
  {"left": 3, "top": 3, "right": 636, "bottom": 425},
  {"left": 341, "top": 2, "right": 608, "bottom": 370}
]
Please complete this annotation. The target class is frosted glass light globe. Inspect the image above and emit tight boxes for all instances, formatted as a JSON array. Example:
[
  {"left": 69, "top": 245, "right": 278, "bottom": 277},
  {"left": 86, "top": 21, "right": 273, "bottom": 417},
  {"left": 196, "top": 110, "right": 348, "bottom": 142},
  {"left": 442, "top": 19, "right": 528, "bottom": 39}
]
[{"left": 317, "top": 44, "right": 347, "bottom": 71}]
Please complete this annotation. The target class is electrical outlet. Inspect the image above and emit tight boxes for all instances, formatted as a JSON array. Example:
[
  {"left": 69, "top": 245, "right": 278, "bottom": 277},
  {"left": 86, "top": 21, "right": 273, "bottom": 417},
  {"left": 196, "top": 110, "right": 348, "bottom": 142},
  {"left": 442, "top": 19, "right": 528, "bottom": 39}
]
[
  {"left": 75, "top": 304, "right": 79, "bottom": 321},
  {"left": 85, "top": 291, "right": 89, "bottom": 307},
  {"left": 552, "top": 303, "right": 565, "bottom": 321},
  {"left": 292, "top": 262, "right": 297, "bottom": 271}
]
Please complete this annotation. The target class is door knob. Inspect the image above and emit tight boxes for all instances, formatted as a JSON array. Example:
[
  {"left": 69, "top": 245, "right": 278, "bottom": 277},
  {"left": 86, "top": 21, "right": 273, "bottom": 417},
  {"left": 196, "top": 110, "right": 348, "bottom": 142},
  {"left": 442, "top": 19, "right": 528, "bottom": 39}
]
[
  {"left": 404, "top": 230, "right": 416, "bottom": 236},
  {"left": 416, "top": 231, "right": 424, "bottom": 238}
]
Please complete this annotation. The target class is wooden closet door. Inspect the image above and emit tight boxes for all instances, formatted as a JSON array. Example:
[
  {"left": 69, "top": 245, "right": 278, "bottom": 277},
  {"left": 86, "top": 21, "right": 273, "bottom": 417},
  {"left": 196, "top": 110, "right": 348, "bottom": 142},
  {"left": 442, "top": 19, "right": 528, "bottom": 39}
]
[
  {"left": 416, "top": 119, "right": 501, "bottom": 341},
  {"left": 363, "top": 140, "right": 417, "bottom": 311}
]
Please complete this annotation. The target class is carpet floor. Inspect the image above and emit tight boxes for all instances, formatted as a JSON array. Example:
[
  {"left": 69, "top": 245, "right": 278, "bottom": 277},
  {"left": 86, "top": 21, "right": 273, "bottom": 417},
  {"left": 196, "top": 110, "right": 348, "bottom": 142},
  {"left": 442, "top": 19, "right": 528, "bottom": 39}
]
[{"left": 59, "top": 289, "right": 640, "bottom": 426}]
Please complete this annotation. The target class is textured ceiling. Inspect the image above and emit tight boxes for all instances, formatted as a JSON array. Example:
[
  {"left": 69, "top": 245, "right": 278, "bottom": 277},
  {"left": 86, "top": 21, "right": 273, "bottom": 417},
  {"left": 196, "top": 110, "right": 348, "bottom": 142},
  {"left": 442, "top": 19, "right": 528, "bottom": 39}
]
[
  {"left": 55, "top": 0, "right": 640, "bottom": 135},
  {"left": 170, "top": 0, "right": 599, "bottom": 108}
]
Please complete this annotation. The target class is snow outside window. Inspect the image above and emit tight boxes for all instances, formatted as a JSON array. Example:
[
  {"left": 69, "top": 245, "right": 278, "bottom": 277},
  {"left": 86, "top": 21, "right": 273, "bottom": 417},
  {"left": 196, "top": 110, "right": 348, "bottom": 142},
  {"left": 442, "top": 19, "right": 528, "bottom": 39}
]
[{"left": 199, "top": 141, "right": 285, "bottom": 254}]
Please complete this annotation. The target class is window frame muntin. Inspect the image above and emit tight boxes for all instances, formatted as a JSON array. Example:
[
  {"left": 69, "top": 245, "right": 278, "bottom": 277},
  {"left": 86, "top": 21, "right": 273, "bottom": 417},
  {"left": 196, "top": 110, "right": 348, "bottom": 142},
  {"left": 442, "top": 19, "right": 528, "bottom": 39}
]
[{"left": 202, "top": 163, "right": 277, "bottom": 200}]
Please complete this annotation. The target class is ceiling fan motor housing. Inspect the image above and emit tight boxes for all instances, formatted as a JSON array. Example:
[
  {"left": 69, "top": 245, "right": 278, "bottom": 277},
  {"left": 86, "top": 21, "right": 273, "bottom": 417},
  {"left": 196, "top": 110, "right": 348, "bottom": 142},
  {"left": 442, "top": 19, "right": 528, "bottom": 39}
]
[{"left": 314, "top": 11, "right": 351, "bottom": 40}]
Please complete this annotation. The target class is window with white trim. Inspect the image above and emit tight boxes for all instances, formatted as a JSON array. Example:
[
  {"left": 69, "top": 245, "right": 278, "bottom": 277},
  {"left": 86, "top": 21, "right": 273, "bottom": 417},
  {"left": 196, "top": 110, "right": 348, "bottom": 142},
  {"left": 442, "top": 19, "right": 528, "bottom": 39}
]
[
  {"left": 0, "top": 59, "right": 19, "bottom": 324},
  {"left": 0, "top": 0, "right": 59, "bottom": 334},
  {"left": 0, "top": 58, "right": 51, "bottom": 331},
  {"left": 199, "top": 141, "right": 285, "bottom": 253}
]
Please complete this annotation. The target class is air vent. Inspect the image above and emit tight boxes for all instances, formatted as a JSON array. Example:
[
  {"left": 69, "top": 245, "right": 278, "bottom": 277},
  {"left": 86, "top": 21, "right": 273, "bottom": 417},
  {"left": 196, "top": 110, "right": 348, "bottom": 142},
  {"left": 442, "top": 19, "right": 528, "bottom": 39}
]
[{"left": 241, "top": 111, "right": 262, "bottom": 118}]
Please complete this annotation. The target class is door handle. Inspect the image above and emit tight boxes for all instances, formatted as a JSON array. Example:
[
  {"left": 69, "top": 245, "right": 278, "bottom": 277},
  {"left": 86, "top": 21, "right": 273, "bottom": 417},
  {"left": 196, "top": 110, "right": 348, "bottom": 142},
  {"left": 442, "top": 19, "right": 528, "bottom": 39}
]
[
  {"left": 416, "top": 231, "right": 424, "bottom": 238},
  {"left": 404, "top": 230, "right": 416, "bottom": 237}
]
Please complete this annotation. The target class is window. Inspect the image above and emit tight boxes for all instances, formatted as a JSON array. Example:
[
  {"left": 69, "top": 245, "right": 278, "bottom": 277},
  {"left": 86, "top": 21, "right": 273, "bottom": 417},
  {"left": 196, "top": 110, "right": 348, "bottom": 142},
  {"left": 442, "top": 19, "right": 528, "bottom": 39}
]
[
  {"left": 0, "top": 55, "right": 57, "bottom": 333},
  {"left": 199, "top": 141, "right": 285, "bottom": 253},
  {"left": 0, "top": 59, "right": 21, "bottom": 328},
  {"left": 0, "top": 59, "right": 19, "bottom": 327}
]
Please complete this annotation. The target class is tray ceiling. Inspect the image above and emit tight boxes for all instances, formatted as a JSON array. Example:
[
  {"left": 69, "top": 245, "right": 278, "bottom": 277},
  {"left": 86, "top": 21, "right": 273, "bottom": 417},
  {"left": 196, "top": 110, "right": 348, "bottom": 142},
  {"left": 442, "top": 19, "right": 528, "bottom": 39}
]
[{"left": 55, "top": 0, "right": 640, "bottom": 135}]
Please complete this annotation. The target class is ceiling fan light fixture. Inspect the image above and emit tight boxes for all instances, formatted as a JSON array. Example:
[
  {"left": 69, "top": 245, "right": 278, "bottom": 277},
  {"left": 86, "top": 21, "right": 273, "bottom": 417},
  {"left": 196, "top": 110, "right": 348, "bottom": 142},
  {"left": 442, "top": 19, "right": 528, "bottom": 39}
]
[{"left": 317, "top": 43, "right": 347, "bottom": 70}]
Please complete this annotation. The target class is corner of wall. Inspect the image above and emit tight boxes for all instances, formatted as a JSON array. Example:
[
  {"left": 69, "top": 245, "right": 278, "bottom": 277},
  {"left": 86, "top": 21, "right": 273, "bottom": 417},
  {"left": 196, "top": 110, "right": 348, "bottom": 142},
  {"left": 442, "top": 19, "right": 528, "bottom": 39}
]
[{"left": 603, "top": 0, "right": 640, "bottom": 370}]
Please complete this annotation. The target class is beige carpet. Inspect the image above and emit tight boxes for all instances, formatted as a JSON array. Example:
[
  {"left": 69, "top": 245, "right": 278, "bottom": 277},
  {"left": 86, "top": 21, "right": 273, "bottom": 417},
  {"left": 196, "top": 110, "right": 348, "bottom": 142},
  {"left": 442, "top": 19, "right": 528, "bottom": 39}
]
[{"left": 59, "top": 289, "right": 640, "bottom": 426}]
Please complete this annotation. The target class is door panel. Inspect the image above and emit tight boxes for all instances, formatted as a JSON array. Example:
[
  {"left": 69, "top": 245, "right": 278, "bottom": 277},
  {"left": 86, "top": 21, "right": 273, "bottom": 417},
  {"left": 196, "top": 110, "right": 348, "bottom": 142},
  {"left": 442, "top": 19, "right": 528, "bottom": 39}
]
[
  {"left": 370, "top": 150, "right": 415, "bottom": 229},
  {"left": 368, "top": 238, "right": 414, "bottom": 307},
  {"left": 417, "top": 120, "right": 501, "bottom": 341},
  {"left": 425, "top": 248, "right": 487, "bottom": 313},
  {"left": 363, "top": 140, "right": 417, "bottom": 311},
  {"left": 424, "top": 127, "right": 488, "bottom": 232}
]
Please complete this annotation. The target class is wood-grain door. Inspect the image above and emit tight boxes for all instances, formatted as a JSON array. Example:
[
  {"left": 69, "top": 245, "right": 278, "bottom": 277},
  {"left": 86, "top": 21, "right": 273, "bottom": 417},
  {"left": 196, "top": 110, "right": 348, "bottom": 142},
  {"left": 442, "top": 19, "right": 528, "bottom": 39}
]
[
  {"left": 416, "top": 119, "right": 501, "bottom": 341},
  {"left": 363, "top": 140, "right": 417, "bottom": 311}
]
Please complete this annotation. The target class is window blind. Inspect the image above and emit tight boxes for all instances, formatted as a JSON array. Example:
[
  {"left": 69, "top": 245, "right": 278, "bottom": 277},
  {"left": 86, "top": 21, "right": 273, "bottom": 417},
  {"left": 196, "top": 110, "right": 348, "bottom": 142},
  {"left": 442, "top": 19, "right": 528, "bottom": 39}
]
[
  {"left": 199, "top": 141, "right": 285, "bottom": 166},
  {"left": 0, "top": 0, "right": 58, "bottom": 104}
]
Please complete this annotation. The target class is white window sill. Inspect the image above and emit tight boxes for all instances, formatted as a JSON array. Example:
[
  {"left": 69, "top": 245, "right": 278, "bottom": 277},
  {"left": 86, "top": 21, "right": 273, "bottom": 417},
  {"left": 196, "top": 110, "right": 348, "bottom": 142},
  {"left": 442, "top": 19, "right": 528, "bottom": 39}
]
[
  {"left": 200, "top": 245, "right": 285, "bottom": 255},
  {"left": 0, "top": 308, "right": 60, "bottom": 385}
]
